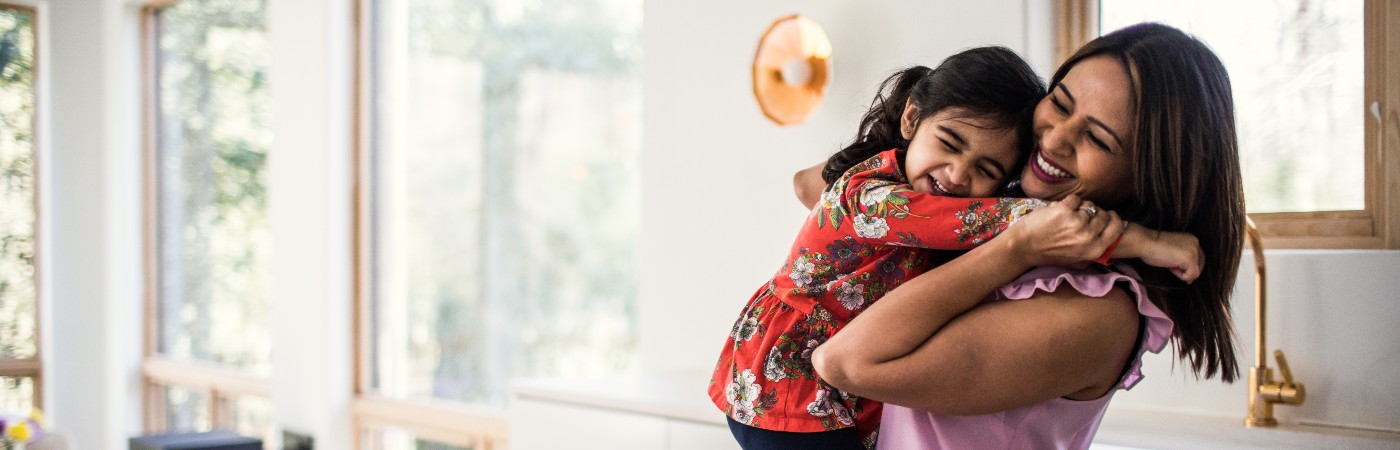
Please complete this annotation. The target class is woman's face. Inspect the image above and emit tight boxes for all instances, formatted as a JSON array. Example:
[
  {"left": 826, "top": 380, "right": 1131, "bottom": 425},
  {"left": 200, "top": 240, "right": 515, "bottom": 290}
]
[
  {"left": 1020, "top": 56, "right": 1135, "bottom": 205},
  {"left": 902, "top": 105, "right": 1019, "bottom": 198}
]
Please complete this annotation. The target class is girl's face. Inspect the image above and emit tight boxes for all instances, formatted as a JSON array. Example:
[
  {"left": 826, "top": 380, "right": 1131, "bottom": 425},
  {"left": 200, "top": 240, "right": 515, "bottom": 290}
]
[
  {"left": 1020, "top": 56, "right": 1136, "bottom": 204},
  {"left": 901, "top": 104, "right": 1019, "bottom": 198}
]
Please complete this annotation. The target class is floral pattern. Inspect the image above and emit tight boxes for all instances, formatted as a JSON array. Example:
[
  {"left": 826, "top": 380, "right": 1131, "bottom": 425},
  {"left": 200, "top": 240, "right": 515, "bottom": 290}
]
[{"left": 710, "top": 149, "right": 1044, "bottom": 439}]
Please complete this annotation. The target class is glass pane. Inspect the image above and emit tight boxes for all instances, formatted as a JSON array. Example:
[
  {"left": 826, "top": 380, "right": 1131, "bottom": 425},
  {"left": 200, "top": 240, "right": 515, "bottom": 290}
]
[
  {"left": 377, "top": 427, "right": 474, "bottom": 450},
  {"left": 1100, "top": 0, "right": 1364, "bottom": 213},
  {"left": 369, "top": 0, "right": 642, "bottom": 407},
  {"left": 229, "top": 395, "right": 274, "bottom": 447},
  {"left": 153, "top": 0, "right": 272, "bottom": 374},
  {"left": 162, "top": 384, "right": 211, "bottom": 432},
  {"left": 0, "top": 7, "right": 37, "bottom": 359},
  {"left": 0, "top": 376, "right": 34, "bottom": 412}
]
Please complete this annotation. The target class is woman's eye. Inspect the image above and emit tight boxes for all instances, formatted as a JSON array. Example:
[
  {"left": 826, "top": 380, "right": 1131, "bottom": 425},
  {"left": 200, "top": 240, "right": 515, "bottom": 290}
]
[
  {"left": 939, "top": 139, "right": 959, "bottom": 153},
  {"left": 1088, "top": 133, "right": 1112, "bottom": 152},
  {"left": 1051, "top": 96, "right": 1069, "bottom": 114},
  {"left": 978, "top": 167, "right": 995, "bottom": 179}
]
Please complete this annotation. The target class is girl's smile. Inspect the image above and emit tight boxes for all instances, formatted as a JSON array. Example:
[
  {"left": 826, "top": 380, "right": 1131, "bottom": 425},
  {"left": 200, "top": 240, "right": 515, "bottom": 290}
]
[{"left": 902, "top": 105, "right": 1020, "bottom": 198}]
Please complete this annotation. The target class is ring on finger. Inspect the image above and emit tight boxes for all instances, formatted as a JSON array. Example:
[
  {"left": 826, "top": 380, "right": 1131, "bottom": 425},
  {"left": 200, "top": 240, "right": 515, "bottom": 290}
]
[{"left": 1079, "top": 205, "right": 1098, "bottom": 218}]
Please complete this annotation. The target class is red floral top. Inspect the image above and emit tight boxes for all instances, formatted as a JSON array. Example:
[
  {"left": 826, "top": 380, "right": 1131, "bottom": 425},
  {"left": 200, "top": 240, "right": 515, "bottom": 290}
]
[{"left": 708, "top": 149, "right": 1044, "bottom": 441}]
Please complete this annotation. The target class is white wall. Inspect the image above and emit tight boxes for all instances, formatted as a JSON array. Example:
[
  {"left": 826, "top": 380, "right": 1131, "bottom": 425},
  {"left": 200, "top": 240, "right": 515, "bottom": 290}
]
[
  {"left": 266, "top": 0, "right": 355, "bottom": 448},
  {"left": 46, "top": 0, "right": 145, "bottom": 448},
  {"left": 1114, "top": 250, "right": 1400, "bottom": 432},
  {"left": 639, "top": 0, "right": 1400, "bottom": 435}
]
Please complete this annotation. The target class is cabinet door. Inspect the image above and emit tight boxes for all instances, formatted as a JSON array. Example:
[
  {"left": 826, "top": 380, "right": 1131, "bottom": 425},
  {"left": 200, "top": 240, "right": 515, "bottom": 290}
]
[
  {"left": 668, "top": 419, "right": 741, "bottom": 450},
  {"left": 510, "top": 397, "right": 668, "bottom": 450}
]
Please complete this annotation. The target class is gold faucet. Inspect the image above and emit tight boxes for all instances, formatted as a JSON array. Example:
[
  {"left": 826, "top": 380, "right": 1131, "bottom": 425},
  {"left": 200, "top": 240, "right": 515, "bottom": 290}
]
[{"left": 1243, "top": 216, "right": 1306, "bottom": 427}]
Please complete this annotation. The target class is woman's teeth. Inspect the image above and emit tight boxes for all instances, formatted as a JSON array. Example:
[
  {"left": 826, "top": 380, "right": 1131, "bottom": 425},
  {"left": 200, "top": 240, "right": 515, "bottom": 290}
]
[{"left": 1036, "top": 152, "right": 1072, "bottom": 179}]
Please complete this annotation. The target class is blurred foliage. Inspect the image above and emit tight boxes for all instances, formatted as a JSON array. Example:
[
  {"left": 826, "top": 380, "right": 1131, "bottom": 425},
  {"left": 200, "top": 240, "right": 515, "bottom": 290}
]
[
  {"left": 0, "top": 7, "right": 36, "bottom": 361},
  {"left": 154, "top": 0, "right": 271, "bottom": 372},
  {"left": 152, "top": 0, "right": 272, "bottom": 436},
  {"left": 1101, "top": 0, "right": 1364, "bottom": 212},
  {"left": 373, "top": 0, "right": 642, "bottom": 408}
]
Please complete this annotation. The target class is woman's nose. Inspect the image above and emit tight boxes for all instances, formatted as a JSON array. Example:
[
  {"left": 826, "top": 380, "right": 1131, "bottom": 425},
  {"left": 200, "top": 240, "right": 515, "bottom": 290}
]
[{"left": 1040, "top": 121, "right": 1076, "bottom": 157}]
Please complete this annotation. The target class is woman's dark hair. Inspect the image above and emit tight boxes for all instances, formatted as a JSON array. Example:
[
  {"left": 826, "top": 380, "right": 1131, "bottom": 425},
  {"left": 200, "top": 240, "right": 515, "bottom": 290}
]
[
  {"left": 822, "top": 46, "right": 1045, "bottom": 184},
  {"left": 1057, "top": 23, "right": 1244, "bottom": 382}
]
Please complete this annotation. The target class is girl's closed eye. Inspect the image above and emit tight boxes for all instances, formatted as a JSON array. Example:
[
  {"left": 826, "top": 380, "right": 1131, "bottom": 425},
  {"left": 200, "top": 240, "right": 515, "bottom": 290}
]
[
  {"left": 978, "top": 163, "right": 1000, "bottom": 180},
  {"left": 939, "top": 138, "right": 959, "bottom": 153}
]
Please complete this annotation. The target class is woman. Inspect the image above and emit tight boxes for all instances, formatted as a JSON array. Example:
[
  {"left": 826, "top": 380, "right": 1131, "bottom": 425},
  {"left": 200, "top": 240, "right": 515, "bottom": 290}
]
[{"left": 802, "top": 23, "right": 1243, "bottom": 448}]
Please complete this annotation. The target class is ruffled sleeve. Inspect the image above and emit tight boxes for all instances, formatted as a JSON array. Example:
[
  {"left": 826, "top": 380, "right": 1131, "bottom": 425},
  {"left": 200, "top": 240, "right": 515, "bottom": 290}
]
[{"left": 991, "top": 263, "right": 1173, "bottom": 391}]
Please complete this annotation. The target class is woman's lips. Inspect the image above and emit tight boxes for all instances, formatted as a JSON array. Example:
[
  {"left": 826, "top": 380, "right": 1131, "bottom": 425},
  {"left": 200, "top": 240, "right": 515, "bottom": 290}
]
[{"left": 1029, "top": 150, "right": 1074, "bottom": 184}]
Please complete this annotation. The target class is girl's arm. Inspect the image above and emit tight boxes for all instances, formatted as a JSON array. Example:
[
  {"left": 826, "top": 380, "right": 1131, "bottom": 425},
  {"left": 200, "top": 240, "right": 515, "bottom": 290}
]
[
  {"left": 812, "top": 198, "right": 1139, "bottom": 414},
  {"left": 794, "top": 159, "right": 1202, "bottom": 279},
  {"left": 1116, "top": 223, "right": 1204, "bottom": 283},
  {"left": 795, "top": 161, "right": 826, "bottom": 210}
]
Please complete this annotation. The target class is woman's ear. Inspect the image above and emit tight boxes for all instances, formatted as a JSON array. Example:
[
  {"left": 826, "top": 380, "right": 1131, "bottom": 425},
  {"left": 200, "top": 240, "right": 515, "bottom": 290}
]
[{"left": 901, "top": 99, "right": 919, "bottom": 140}]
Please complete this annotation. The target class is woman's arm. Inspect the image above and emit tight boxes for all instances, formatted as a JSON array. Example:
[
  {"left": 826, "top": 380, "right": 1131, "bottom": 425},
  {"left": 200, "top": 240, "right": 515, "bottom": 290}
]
[{"left": 812, "top": 198, "right": 1138, "bottom": 415}]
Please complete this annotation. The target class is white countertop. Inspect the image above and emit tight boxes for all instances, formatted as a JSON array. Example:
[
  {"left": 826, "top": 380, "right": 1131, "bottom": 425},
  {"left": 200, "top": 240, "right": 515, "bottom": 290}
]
[
  {"left": 510, "top": 370, "right": 1400, "bottom": 449},
  {"left": 510, "top": 369, "right": 727, "bottom": 426},
  {"left": 1096, "top": 406, "right": 1400, "bottom": 450}
]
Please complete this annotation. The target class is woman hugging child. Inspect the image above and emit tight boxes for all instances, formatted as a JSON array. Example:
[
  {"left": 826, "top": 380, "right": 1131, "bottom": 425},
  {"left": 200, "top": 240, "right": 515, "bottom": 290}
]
[{"left": 708, "top": 46, "right": 1198, "bottom": 450}]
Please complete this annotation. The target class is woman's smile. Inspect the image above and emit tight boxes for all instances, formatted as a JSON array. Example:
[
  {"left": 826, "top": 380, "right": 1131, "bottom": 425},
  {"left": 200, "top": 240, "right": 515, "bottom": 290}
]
[
  {"left": 1019, "top": 56, "right": 1135, "bottom": 204},
  {"left": 1029, "top": 148, "right": 1074, "bottom": 183}
]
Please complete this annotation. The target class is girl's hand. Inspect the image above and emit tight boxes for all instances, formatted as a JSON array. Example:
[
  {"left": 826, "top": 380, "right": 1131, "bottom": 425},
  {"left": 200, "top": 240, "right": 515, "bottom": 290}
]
[
  {"left": 1118, "top": 224, "right": 1204, "bottom": 283},
  {"left": 1006, "top": 194, "right": 1124, "bottom": 268}
]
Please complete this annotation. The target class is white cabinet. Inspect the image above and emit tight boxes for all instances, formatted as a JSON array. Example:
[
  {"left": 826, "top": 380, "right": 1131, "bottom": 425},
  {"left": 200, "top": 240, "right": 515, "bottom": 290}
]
[
  {"left": 509, "top": 397, "right": 669, "bottom": 450},
  {"left": 509, "top": 371, "right": 740, "bottom": 450},
  {"left": 668, "top": 419, "right": 741, "bottom": 450}
]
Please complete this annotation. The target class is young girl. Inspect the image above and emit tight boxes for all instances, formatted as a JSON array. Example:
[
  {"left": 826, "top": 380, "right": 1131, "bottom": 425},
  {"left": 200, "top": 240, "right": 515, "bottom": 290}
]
[{"left": 708, "top": 47, "right": 1195, "bottom": 449}]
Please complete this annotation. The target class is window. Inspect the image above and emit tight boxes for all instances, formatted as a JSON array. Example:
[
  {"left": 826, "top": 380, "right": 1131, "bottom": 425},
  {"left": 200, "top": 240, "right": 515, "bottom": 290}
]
[
  {"left": 0, "top": 3, "right": 40, "bottom": 413},
  {"left": 353, "top": 0, "right": 643, "bottom": 446},
  {"left": 141, "top": 0, "right": 274, "bottom": 441},
  {"left": 1056, "top": 0, "right": 1399, "bottom": 248}
]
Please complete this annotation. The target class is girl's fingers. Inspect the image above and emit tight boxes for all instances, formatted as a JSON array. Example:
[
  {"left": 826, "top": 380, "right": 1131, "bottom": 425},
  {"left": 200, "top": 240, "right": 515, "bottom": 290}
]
[{"left": 1097, "top": 211, "right": 1123, "bottom": 243}]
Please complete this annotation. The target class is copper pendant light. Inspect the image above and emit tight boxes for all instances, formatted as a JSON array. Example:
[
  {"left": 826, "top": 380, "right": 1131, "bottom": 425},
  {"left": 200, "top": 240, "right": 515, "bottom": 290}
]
[{"left": 752, "top": 15, "right": 832, "bottom": 126}]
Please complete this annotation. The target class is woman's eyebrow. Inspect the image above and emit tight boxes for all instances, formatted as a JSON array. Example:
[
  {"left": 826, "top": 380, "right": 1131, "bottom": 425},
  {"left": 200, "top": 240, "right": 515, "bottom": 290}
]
[{"left": 1058, "top": 84, "right": 1126, "bottom": 148}]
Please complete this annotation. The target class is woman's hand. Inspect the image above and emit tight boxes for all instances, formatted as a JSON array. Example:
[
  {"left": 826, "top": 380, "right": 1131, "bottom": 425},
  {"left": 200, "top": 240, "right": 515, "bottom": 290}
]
[{"left": 1006, "top": 194, "right": 1124, "bottom": 268}]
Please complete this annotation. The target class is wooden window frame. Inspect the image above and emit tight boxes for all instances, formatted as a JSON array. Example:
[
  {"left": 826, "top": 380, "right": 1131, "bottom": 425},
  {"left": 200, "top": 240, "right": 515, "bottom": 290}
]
[
  {"left": 138, "top": 0, "right": 272, "bottom": 433},
  {"left": 348, "top": 0, "right": 509, "bottom": 448},
  {"left": 0, "top": 1, "right": 43, "bottom": 411},
  {"left": 1055, "top": 0, "right": 1400, "bottom": 249}
]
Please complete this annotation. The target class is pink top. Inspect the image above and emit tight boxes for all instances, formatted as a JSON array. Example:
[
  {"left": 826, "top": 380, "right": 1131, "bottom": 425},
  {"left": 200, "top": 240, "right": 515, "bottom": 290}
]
[{"left": 876, "top": 264, "right": 1174, "bottom": 450}]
